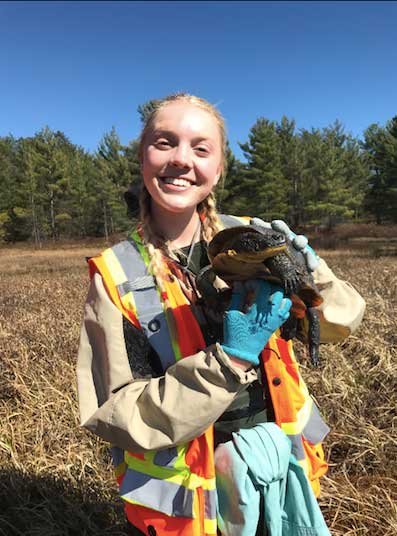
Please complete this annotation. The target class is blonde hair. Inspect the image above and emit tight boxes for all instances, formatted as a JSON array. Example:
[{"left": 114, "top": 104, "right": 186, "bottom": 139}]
[{"left": 137, "top": 93, "right": 227, "bottom": 296}]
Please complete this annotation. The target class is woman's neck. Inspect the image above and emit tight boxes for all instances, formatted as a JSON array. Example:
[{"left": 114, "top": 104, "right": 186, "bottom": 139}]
[{"left": 151, "top": 206, "right": 201, "bottom": 249}]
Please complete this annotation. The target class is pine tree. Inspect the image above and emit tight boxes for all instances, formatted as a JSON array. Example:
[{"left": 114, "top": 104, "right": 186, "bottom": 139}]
[
  {"left": 95, "top": 127, "right": 133, "bottom": 238},
  {"left": 276, "top": 117, "right": 305, "bottom": 227},
  {"left": 240, "top": 118, "right": 288, "bottom": 220},
  {"left": 216, "top": 143, "right": 245, "bottom": 215},
  {"left": 123, "top": 139, "right": 142, "bottom": 220},
  {"left": 17, "top": 137, "right": 45, "bottom": 245},
  {"left": 298, "top": 122, "right": 361, "bottom": 229},
  {"left": 137, "top": 99, "right": 161, "bottom": 124},
  {"left": 0, "top": 135, "right": 24, "bottom": 240},
  {"left": 363, "top": 118, "right": 397, "bottom": 223}
]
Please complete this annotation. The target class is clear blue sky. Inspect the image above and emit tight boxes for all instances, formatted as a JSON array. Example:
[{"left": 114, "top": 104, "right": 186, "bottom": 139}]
[{"left": 1, "top": 1, "right": 396, "bottom": 160}]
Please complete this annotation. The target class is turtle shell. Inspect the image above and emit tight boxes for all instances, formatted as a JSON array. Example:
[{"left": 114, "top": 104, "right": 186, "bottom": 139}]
[{"left": 208, "top": 225, "right": 323, "bottom": 309}]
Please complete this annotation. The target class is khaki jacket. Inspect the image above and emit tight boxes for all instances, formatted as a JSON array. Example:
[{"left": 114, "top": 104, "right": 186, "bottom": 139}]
[{"left": 76, "top": 257, "right": 365, "bottom": 453}]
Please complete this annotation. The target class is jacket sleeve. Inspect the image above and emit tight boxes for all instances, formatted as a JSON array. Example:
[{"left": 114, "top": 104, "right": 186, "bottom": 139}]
[
  {"left": 76, "top": 272, "right": 257, "bottom": 453},
  {"left": 309, "top": 257, "right": 366, "bottom": 343}
]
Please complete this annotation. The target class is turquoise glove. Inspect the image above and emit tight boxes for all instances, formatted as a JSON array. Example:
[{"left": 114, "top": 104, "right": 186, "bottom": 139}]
[
  {"left": 221, "top": 280, "right": 292, "bottom": 365},
  {"left": 250, "top": 217, "right": 319, "bottom": 272}
]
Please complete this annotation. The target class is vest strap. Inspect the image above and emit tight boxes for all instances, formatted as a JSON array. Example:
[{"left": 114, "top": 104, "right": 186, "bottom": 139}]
[
  {"left": 109, "top": 239, "right": 176, "bottom": 371},
  {"left": 118, "top": 276, "right": 156, "bottom": 294}
]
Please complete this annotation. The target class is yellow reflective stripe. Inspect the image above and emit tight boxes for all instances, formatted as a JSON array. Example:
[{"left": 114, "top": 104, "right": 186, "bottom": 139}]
[
  {"left": 102, "top": 248, "right": 128, "bottom": 286},
  {"left": 125, "top": 452, "right": 215, "bottom": 491},
  {"left": 187, "top": 474, "right": 216, "bottom": 490},
  {"left": 143, "top": 444, "right": 189, "bottom": 472},
  {"left": 204, "top": 517, "right": 217, "bottom": 534},
  {"left": 165, "top": 309, "right": 183, "bottom": 362},
  {"left": 172, "top": 444, "right": 189, "bottom": 472},
  {"left": 201, "top": 477, "right": 216, "bottom": 490},
  {"left": 130, "top": 230, "right": 151, "bottom": 265},
  {"left": 281, "top": 397, "right": 313, "bottom": 436}
]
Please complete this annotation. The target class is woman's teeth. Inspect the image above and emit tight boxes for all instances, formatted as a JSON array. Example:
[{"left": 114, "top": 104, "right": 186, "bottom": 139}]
[{"left": 162, "top": 177, "right": 191, "bottom": 187}]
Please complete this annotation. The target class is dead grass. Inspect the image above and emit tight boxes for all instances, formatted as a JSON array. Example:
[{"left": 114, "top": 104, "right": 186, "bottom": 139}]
[{"left": 0, "top": 238, "right": 396, "bottom": 535}]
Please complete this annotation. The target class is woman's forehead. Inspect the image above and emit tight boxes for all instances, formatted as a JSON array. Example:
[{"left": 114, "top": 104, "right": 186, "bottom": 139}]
[{"left": 152, "top": 102, "right": 220, "bottom": 138}]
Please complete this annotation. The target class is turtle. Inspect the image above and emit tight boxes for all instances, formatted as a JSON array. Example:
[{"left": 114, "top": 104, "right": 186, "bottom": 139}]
[{"left": 197, "top": 225, "right": 323, "bottom": 367}]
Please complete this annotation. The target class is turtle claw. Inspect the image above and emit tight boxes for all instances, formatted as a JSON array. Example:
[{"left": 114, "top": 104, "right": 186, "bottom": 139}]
[
  {"left": 309, "top": 344, "right": 320, "bottom": 367},
  {"left": 284, "top": 276, "right": 300, "bottom": 296}
]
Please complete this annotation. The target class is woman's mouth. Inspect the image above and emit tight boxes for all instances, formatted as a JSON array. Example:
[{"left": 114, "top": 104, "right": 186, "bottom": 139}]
[{"left": 160, "top": 177, "right": 194, "bottom": 188}]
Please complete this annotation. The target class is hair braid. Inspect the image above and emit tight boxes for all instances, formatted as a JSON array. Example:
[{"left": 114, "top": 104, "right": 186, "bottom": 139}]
[
  {"left": 138, "top": 186, "right": 172, "bottom": 307},
  {"left": 199, "top": 192, "right": 223, "bottom": 243}
]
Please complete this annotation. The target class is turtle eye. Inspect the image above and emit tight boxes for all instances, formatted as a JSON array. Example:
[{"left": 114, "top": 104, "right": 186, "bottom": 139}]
[{"left": 272, "top": 233, "right": 286, "bottom": 245}]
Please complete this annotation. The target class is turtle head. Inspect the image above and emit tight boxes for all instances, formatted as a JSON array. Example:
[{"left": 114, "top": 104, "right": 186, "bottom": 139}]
[
  {"left": 208, "top": 225, "right": 289, "bottom": 280},
  {"left": 209, "top": 225, "right": 288, "bottom": 260}
]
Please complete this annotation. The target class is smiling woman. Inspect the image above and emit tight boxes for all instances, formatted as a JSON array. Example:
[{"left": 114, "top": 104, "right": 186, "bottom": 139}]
[
  {"left": 141, "top": 101, "right": 222, "bottom": 241},
  {"left": 76, "top": 92, "right": 365, "bottom": 536}
]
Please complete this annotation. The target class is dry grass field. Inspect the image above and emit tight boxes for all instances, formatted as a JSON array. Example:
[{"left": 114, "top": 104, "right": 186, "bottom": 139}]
[{"left": 1, "top": 233, "right": 396, "bottom": 535}]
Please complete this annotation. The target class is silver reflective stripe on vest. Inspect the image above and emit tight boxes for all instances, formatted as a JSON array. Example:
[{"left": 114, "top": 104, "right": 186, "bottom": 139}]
[
  {"left": 204, "top": 488, "right": 217, "bottom": 520},
  {"left": 287, "top": 434, "right": 305, "bottom": 461},
  {"left": 111, "top": 240, "right": 176, "bottom": 371},
  {"left": 120, "top": 467, "right": 195, "bottom": 518},
  {"left": 288, "top": 401, "right": 330, "bottom": 461},
  {"left": 302, "top": 402, "right": 330, "bottom": 445}
]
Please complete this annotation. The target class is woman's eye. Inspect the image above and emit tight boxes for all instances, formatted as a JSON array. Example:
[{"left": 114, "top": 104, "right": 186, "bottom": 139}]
[
  {"left": 155, "top": 140, "right": 171, "bottom": 149},
  {"left": 195, "top": 146, "right": 209, "bottom": 155}
]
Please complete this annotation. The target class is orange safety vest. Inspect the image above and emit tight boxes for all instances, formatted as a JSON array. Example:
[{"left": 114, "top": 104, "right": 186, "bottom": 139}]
[{"left": 88, "top": 215, "right": 329, "bottom": 536}]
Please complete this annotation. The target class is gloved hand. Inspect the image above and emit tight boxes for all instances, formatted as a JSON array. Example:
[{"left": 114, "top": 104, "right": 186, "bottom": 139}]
[
  {"left": 221, "top": 280, "right": 292, "bottom": 365},
  {"left": 250, "top": 217, "right": 319, "bottom": 272}
]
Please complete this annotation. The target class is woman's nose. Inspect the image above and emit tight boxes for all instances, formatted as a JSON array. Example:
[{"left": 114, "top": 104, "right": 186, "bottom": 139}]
[{"left": 170, "top": 144, "right": 192, "bottom": 168}]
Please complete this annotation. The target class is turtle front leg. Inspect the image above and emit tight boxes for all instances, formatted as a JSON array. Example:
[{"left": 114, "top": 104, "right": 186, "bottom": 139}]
[{"left": 280, "top": 313, "right": 298, "bottom": 341}]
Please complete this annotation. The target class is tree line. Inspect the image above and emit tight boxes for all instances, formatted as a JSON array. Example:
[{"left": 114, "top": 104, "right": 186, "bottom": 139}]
[{"left": 1, "top": 108, "right": 396, "bottom": 244}]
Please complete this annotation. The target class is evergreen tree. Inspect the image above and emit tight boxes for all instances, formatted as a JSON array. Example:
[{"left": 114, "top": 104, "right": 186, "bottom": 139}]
[
  {"left": 276, "top": 117, "right": 305, "bottom": 227},
  {"left": 66, "top": 148, "right": 98, "bottom": 238},
  {"left": 17, "top": 137, "right": 46, "bottom": 245},
  {"left": 240, "top": 118, "right": 288, "bottom": 220},
  {"left": 0, "top": 135, "right": 24, "bottom": 240},
  {"left": 216, "top": 143, "right": 245, "bottom": 215},
  {"left": 137, "top": 99, "right": 161, "bottom": 124},
  {"left": 363, "top": 118, "right": 397, "bottom": 223},
  {"left": 123, "top": 139, "right": 142, "bottom": 219},
  {"left": 95, "top": 127, "right": 132, "bottom": 238},
  {"left": 341, "top": 136, "right": 370, "bottom": 221},
  {"left": 299, "top": 122, "right": 362, "bottom": 228},
  {"left": 35, "top": 128, "right": 71, "bottom": 240}
]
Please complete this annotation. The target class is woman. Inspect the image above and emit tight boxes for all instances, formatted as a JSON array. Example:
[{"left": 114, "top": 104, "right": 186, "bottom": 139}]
[{"left": 77, "top": 93, "right": 365, "bottom": 535}]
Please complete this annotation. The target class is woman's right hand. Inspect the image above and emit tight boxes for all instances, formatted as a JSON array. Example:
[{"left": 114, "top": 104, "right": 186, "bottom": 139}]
[{"left": 221, "top": 280, "right": 291, "bottom": 366}]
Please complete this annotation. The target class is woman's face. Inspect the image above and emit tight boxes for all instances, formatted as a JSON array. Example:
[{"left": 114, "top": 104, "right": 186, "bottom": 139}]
[{"left": 141, "top": 101, "right": 223, "bottom": 219}]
